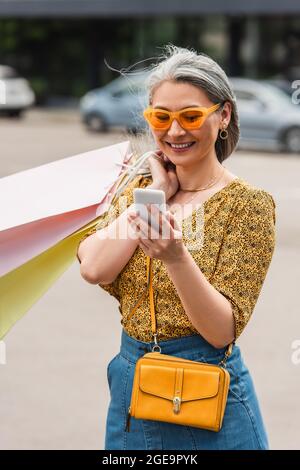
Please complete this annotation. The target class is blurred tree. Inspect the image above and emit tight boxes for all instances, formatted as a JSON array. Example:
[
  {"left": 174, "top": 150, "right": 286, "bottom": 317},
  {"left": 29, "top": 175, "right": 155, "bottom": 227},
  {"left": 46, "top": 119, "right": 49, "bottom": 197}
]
[
  {"left": 227, "top": 16, "right": 245, "bottom": 76},
  {"left": 0, "top": 15, "right": 299, "bottom": 101}
]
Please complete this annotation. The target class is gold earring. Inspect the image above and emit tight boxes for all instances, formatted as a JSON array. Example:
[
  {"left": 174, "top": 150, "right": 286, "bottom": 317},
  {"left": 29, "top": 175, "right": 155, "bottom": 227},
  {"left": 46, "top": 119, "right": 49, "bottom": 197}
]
[{"left": 219, "top": 124, "right": 228, "bottom": 140}]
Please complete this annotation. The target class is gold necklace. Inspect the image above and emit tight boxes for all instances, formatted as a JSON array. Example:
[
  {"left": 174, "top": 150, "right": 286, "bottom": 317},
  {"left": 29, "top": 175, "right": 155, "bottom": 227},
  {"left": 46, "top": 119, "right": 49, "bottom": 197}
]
[
  {"left": 179, "top": 166, "right": 226, "bottom": 192},
  {"left": 169, "top": 166, "right": 226, "bottom": 215}
]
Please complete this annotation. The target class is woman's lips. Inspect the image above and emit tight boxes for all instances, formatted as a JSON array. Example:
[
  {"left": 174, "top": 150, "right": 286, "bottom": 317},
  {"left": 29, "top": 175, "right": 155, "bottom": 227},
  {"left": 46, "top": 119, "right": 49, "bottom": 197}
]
[{"left": 166, "top": 141, "right": 196, "bottom": 152}]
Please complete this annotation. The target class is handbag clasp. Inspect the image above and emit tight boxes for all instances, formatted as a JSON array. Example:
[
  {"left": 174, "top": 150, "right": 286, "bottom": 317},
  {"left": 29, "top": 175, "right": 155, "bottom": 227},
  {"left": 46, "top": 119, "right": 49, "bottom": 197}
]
[
  {"left": 173, "top": 396, "right": 181, "bottom": 414},
  {"left": 151, "top": 333, "right": 161, "bottom": 353}
]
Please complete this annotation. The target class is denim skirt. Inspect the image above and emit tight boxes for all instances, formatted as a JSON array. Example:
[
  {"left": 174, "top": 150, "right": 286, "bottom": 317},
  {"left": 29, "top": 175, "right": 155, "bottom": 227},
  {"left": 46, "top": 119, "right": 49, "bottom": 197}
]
[{"left": 104, "top": 328, "right": 269, "bottom": 450}]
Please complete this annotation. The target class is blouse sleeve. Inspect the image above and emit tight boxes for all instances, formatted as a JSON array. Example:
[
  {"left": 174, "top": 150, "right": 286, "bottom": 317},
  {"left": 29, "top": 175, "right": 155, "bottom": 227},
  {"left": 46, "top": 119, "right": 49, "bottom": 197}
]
[
  {"left": 76, "top": 174, "right": 152, "bottom": 300},
  {"left": 209, "top": 189, "right": 276, "bottom": 340}
]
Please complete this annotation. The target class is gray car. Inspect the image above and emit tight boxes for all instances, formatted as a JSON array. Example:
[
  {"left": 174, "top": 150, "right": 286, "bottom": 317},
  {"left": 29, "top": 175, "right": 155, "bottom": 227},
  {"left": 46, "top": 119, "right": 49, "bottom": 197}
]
[
  {"left": 80, "top": 74, "right": 300, "bottom": 153},
  {"left": 80, "top": 72, "right": 148, "bottom": 133},
  {"left": 231, "top": 77, "right": 300, "bottom": 153}
]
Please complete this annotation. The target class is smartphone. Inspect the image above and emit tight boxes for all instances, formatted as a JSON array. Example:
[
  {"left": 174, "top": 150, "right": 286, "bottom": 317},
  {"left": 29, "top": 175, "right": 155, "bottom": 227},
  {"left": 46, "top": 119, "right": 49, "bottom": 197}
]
[{"left": 133, "top": 188, "right": 166, "bottom": 234}]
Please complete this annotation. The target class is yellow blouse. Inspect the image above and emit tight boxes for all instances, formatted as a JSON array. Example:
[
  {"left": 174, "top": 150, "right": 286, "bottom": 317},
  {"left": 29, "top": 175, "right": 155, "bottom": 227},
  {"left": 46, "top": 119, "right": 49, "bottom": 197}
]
[{"left": 77, "top": 174, "right": 276, "bottom": 343}]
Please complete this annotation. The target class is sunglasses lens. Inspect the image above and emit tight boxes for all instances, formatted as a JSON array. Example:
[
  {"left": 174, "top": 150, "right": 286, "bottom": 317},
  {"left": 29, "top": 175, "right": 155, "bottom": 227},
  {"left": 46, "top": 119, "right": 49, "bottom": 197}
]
[
  {"left": 181, "top": 110, "right": 204, "bottom": 128},
  {"left": 150, "top": 111, "right": 170, "bottom": 128}
]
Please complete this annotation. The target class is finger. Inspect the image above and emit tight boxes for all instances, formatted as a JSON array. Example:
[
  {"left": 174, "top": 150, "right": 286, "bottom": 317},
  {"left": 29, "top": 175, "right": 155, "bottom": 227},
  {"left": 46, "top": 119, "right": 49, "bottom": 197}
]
[
  {"left": 167, "top": 211, "right": 181, "bottom": 231},
  {"left": 152, "top": 152, "right": 163, "bottom": 161},
  {"left": 167, "top": 164, "right": 177, "bottom": 174},
  {"left": 149, "top": 152, "right": 170, "bottom": 170},
  {"left": 148, "top": 204, "right": 168, "bottom": 225},
  {"left": 165, "top": 212, "right": 183, "bottom": 242},
  {"left": 147, "top": 204, "right": 169, "bottom": 240},
  {"left": 149, "top": 205, "right": 174, "bottom": 240},
  {"left": 157, "top": 211, "right": 173, "bottom": 229},
  {"left": 164, "top": 211, "right": 177, "bottom": 235},
  {"left": 148, "top": 204, "right": 172, "bottom": 240},
  {"left": 138, "top": 237, "right": 152, "bottom": 250},
  {"left": 128, "top": 217, "right": 149, "bottom": 239},
  {"left": 146, "top": 204, "right": 163, "bottom": 238},
  {"left": 138, "top": 238, "right": 153, "bottom": 256},
  {"left": 127, "top": 209, "right": 139, "bottom": 218},
  {"left": 134, "top": 215, "right": 156, "bottom": 240},
  {"left": 149, "top": 152, "right": 164, "bottom": 165}
]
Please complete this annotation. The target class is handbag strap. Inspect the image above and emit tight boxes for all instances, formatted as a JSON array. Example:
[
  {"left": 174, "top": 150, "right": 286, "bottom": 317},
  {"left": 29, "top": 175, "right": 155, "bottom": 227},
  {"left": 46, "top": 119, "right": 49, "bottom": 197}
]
[{"left": 127, "top": 255, "right": 234, "bottom": 365}]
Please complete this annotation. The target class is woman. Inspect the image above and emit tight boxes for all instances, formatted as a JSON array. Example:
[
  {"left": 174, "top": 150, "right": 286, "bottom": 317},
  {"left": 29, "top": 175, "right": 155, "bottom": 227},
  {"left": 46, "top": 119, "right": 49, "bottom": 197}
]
[{"left": 77, "top": 45, "right": 276, "bottom": 450}]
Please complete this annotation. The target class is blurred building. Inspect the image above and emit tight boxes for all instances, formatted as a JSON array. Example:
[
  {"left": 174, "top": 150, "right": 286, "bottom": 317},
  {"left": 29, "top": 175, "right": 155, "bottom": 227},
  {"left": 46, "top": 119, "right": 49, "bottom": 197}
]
[{"left": 0, "top": 0, "right": 300, "bottom": 100}]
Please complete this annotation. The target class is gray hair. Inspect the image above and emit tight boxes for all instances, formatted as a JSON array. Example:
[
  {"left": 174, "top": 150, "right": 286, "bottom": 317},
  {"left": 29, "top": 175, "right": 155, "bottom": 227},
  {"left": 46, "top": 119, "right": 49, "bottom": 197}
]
[{"left": 145, "top": 44, "right": 240, "bottom": 163}]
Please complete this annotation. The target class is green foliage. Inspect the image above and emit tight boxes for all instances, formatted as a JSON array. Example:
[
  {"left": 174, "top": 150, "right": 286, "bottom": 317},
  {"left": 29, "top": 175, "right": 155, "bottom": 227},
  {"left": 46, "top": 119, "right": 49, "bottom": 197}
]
[{"left": 0, "top": 16, "right": 288, "bottom": 98}]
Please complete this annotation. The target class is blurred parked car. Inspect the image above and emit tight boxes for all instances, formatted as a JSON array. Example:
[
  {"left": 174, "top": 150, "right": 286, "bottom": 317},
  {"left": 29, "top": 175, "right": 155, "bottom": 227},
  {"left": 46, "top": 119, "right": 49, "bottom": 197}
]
[
  {"left": 80, "top": 74, "right": 300, "bottom": 153},
  {"left": 231, "top": 78, "right": 300, "bottom": 153},
  {"left": 264, "top": 78, "right": 300, "bottom": 109},
  {"left": 0, "top": 65, "right": 35, "bottom": 117},
  {"left": 264, "top": 78, "right": 295, "bottom": 98},
  {"left": 80, "top": 72, "right": 148, "bottom": 133}
]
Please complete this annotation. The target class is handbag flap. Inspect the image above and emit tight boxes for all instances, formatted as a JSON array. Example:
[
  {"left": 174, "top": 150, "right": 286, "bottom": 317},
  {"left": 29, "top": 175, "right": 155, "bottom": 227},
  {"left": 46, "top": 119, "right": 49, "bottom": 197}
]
[{"left": 139, "top": 363, "right": 220, "bottom": 402}]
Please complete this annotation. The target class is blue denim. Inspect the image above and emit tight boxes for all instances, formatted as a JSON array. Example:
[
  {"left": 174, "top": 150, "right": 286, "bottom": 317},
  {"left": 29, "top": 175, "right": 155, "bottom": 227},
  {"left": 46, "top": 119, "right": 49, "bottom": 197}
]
[{"left": 104, "top": 329, "right": 269, "bottom": 450}]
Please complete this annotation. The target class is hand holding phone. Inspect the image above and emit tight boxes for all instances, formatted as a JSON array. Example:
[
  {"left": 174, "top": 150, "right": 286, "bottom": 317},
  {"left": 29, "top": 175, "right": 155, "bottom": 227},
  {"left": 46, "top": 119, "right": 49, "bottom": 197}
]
[{"left": 133, "top": 188, "right": 166, "bottom": 234}]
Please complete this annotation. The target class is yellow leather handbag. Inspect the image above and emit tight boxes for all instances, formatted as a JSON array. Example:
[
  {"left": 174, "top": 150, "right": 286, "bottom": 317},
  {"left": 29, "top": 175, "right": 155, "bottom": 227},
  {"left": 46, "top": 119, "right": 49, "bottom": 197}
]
[{"left": 125, "top": 255, "right": 233, "bottom": 433}]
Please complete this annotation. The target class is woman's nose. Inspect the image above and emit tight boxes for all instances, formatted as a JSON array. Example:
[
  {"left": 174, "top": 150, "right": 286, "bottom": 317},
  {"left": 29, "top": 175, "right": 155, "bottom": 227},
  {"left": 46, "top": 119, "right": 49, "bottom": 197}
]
[{"left": 167, "top": 118, "right": 186, "bottom": 138}]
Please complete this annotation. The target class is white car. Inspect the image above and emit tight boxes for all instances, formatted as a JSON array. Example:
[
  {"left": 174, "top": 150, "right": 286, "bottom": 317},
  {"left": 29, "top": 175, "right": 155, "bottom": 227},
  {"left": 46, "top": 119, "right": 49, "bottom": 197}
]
[{"left": 0, "top": 65, "right": 35, "bottom": 117}]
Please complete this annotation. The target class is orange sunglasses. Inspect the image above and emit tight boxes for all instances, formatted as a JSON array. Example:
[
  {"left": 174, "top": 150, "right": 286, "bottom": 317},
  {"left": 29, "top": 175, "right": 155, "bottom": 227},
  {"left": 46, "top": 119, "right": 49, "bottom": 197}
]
[{"left": 143, "top": 103, "right": 221, "bottom": 131}]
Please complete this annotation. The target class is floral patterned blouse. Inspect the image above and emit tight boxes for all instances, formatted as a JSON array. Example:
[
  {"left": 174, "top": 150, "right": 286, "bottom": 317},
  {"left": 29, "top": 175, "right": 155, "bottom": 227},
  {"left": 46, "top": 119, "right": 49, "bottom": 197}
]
[{"left": 77, "top": 174, "right": 276, "bottom": 343}]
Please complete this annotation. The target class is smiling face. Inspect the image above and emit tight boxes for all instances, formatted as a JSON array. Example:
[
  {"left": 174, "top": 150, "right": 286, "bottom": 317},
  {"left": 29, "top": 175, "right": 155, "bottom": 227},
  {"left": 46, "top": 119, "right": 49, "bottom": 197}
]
[{"left": 149, "top": 80, "right": 231, "bottom": 166}]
